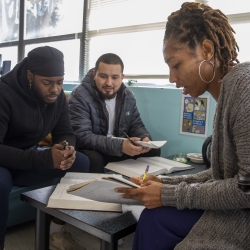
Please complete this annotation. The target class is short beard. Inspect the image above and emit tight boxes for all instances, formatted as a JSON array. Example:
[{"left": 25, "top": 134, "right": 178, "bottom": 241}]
[{"left": 100, "top": 92, "right": 117, "bottom": 100}]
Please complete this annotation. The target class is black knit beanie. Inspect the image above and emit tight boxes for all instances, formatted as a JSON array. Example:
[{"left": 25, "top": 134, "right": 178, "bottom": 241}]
[{"left": 27, "top": 46, "right": 64, "bottom": 77}]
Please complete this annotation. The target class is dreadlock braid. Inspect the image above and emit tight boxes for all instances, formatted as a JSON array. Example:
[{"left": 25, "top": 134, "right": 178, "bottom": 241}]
[{"left": 164, "top": 2, "right": 239, "bottom": 76}]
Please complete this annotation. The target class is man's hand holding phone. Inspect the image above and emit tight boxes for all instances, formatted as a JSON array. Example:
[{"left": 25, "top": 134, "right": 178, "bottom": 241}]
[{"left": 52, "top": 140, "right": 76, "bottom": 170}]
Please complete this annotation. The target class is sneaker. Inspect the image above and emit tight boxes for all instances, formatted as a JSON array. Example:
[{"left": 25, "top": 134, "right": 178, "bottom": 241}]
[{"left": 50, "top": 227, "right": 86, "bottom": 250}]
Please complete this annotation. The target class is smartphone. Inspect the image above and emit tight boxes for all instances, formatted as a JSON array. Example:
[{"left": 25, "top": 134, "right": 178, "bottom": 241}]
[{"left": 62, "top": 140, "right": 67, "bottom": 150}]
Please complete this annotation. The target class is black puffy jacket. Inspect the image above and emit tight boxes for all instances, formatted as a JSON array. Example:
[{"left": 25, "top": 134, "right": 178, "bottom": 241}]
[{"left": 68, "top": 69, "right": 151, "bottom": 156}]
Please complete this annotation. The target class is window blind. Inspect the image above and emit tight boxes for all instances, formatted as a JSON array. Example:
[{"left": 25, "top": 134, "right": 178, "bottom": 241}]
[
  {"left": 87, "top": 0, "right": 250, "bottom": 86},
  {"left": 87, "top": 0, "right": 189, "bottom": 85}
]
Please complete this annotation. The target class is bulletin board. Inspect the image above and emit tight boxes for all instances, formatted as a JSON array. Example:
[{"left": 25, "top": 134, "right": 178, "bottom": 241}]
[{"left": 179, "top": 95, "right": 210, "bottom": 137}]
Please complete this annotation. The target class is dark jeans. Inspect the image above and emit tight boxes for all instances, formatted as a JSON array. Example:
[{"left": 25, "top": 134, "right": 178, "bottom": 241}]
[
  {"left": 80, "top": 148, "right": 161, "bottom": 173},
  {"left": 0, "top": 151, "right": 89, "bottom": 246},
  {"left": 133, "top": 206, "right": 204, "bottom": 250}
]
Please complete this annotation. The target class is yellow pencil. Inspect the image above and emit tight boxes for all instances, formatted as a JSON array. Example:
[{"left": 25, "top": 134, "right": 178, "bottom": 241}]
[{"left": 142, "top": 165, "right": 150, "bottom": 180}]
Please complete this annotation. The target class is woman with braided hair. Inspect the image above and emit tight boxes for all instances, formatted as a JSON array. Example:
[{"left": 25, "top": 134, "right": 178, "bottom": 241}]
[{"left": 115, "top": 2, "right": 250, "bottom": 249}]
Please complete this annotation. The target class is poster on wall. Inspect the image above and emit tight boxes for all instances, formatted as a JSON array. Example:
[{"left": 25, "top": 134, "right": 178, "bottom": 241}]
[{"left": 179, "top": 95, "right": 210, "bottom": 137}]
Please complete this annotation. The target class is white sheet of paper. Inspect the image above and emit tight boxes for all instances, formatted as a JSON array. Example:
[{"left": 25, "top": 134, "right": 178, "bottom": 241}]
[
  {"left": 69, "top": 179, "right": 141, "bottom": 205},
  {"left": 133, "top": 140, "right": 167, "bottom": 148},
  {"left": 112, "top": 137, "right": 167, "bottom": 149},
  {"left": 60, "top": 172, "right": 121, "bottom": 185}
]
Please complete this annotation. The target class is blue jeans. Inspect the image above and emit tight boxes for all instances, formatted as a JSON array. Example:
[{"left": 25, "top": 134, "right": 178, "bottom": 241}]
[
  {"left": 132, "top": 206, "right": 204, "bottom": 250},
  {"left": 0, "top": 151, "right": 89, "bottom": 246}
]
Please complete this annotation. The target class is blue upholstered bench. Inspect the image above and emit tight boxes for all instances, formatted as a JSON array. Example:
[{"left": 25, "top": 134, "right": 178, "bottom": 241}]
[{"left": 7, "top": 178, "right": 60, "bottom": 227}]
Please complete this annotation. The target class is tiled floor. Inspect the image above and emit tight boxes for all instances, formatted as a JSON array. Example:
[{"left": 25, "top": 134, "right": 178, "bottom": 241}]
[{"left": 5, "top": 220, "right": 135, "bottom": 250}]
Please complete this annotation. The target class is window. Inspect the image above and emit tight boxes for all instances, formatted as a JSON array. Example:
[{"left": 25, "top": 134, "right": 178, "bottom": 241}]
[
  {"left": 205, "top": 0, "right": 250, "bottom": 64},
  {"left": 205, "top": 0, "right": 250, "bottom": 15},
  {"left": 0, "top": 0, "right": 86, "bottom": 82},
  {"left": 231, "top": 22, "right": 250, "bottom": 63},
  {"left": 25, "top": 0, "right": 83, "bottom": 39},
  {"left": 88, "top": 29, "right": 167, "bottom": 75},
  {"left": 1, "top": 0, "right": 250, "bottom": 87},
  {"left": 0, "top": 0, "right": 20, "bottom": 43},
  {"left": 0, "top": 46, "right": 18, "bottom": 70},
  {"left": 87, "top": 0, "right": 250, "bottom": 86},
  {"left": 87, "top": 0, "right": 187, "bottom": 86},
  {"left": 88, "top": 0, "right": 185, "bottom": 30}
]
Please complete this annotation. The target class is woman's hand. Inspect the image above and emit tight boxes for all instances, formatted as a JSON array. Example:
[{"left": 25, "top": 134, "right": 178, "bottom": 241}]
[
  {"left": 130, "top": 175, "right": 163, "bottom": 186},
  {"left": 115, "top": 180, "right": 163, "bottom": 209}
]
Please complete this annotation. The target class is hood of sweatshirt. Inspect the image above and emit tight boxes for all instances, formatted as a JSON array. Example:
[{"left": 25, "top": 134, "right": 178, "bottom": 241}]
[{"left": 1, "top": 57, "right": 42, "bottom": 103}]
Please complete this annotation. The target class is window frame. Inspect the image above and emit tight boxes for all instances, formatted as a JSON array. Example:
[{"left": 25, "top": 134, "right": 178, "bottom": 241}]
[{"left": 0, "top": 0, "right": 88, "bottom": 82}]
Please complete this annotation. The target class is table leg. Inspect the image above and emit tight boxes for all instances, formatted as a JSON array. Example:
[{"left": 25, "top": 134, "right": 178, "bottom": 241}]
[
  {"left": 35, "top": 209, "right": 50, "bottom": 250},
  {"left": 100, "top": 240, "right": 118, "bottom": 250}
]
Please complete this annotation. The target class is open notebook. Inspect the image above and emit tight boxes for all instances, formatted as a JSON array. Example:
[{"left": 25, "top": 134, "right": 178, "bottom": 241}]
[
  {"left": 105, "top": 157, "right": 194, "bottom": 178},
  {"left": 67, "top": 175, "right": 141, "bottom": 205},
  {"left": 47, "top": 173, "right": 124, "bottom": 212}
]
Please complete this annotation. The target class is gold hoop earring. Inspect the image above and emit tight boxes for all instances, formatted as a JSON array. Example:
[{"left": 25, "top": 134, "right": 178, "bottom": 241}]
[
  {"left": 29, "top": 81, "right": 32, "bottom": 89},
  {"left": 198, "top": 60, "right": 215, "bottom": 83}
]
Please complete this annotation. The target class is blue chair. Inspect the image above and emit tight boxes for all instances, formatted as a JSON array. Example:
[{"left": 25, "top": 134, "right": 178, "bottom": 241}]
[{"left": 7, "top": 178, "right": 60, "bottom": 227}]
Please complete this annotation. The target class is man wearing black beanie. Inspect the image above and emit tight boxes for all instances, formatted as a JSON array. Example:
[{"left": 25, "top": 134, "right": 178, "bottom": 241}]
[{"left": 0, "top": 46, "right": 89, "bottom": 250}]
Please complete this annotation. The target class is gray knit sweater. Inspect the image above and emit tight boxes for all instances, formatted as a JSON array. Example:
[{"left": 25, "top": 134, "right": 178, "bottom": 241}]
[{"left": 161, "top": 62, "right": 250, "bottom": 250}]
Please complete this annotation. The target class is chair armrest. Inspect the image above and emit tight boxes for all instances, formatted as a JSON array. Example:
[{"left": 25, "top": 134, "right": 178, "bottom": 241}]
[{"left": 238, "top": 174, "right": 250, "bottom": 192}]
